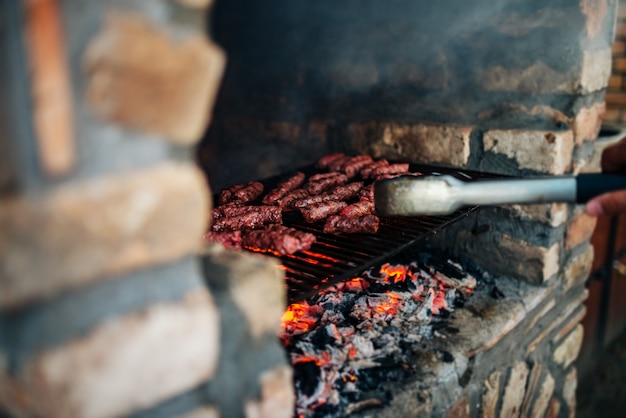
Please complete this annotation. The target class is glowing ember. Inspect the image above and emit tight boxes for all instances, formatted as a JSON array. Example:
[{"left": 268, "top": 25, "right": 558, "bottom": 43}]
[{"left": 280, "top": 255, "right": 478, "bottom": 417}]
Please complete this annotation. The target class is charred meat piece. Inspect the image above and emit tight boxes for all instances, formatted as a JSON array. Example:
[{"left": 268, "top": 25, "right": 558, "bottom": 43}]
[
  {"left": 211, "top": 206, "right": 282, "bottom": 232},
  {"left": 308, "top": 172, "right": 342, "bottom": 182},
  {"left": 316, "top": 153, "right": 346, "bottom": 170},
  {"left": 323, "top": 214, "right": 380, "bottom": 234},
  {"left": 304, "top": 172, "right": 348, "bottom": 195},
  {"left": 204, "top": 230, "right": 242, "bottom": 249},
  {"left": 359, "top": 159, "right": 389, "bottom": 179},
  {"left": 326, "top": 155, "right": 352, "bottom": 172},
  {"left": 277, "top": 188, "right": 309, "bottom": 211},
  {"left": 213, "top": 204, "right": 278, "bottom": 220},
  {"left": 262, "top": 172, "right": 306, "bottom": 205},
  {"left": 340, "top": 155, "right": 374, "bottom": 178},
  {"left": 339, "top": 199, "right": 375, "bottom": 217},
  {"left": 233, "top": 181, "right": 264, "bottom": 204},
  {"left": 294, "top": 182, "right": 363, "bottom": 208},
  {"left": 358, "top": 184, "right": 375, "bottom": 202},
  {"left": 299, "top": 201, "right": 347, "bottom": 223},
  {"left": 242, "top": 224, "right": 316, "bottom": 256},
  {"left": 369, "top": 163, "right": 410, "bottom": 179},
  {"left": 217, "top": 184, "right": 246, "bottom": 205}
]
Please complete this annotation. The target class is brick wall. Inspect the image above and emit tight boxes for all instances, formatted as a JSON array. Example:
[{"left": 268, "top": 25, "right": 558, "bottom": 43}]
[
  {"left": 605, "top": 1, "right": 626, "bottom": 123},
  {"left": 0, "top": 1, "right": 293, "bottom": 417}
]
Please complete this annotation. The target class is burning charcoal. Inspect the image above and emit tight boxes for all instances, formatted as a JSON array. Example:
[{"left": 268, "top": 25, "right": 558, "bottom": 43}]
[
  {"left": 491, "top": 286, "right": 505, "bottom": 299},
  {"left": 294, "top": 360, "right": 322, "bottom": 397}
]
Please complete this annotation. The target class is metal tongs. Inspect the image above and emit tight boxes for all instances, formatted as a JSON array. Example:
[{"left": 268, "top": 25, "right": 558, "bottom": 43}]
[{"left": 374, "top": 173, "right": 626, "bottom": 216}]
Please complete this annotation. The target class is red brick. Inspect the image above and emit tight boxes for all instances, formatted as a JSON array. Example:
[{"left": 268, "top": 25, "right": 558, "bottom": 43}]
[
  {"left": 614, "top": 57, "right": 626, "bottom": 72},
  {"left": 605, "top": 92, "right": 626, "bottom": 106},
  {"left": 566, "top": 211, "right": 598, "bottom": 250},
  {"left": 84, "top": 13, "right": 225, "bottom": 144},
  {"left": 572, "top": 102, "right": 605, "bottom": 145},
  {"left": 612, "top": 41, "right": 626, "bottom": 56},
  {"left": 24, "top": 0, "right": 75, "bottom": 177},
  {"left": 608, "top": 74, "right": 623, "bottom": 89},
  {"left": 0, "top": 163, "right": 210, "bottom": 309}
]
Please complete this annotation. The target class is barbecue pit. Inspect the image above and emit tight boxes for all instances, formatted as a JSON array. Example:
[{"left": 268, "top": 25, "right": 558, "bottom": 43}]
[{"left": 0, "top": 0, "right": 614, "bottom": 417}]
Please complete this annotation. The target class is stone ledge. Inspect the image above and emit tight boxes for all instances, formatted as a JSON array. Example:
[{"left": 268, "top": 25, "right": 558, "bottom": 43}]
[
  {"left": 483, "top": 129, "right": 574, "bottom": 175},
  {"left": 0, "top": 162, "right": 210, "bottom": 309},
  {"left": 345, "top": 122, "right": 473, "bottom": 167},
  {"left": 0, "top": 289, "right": 220, "bottom": 418}
]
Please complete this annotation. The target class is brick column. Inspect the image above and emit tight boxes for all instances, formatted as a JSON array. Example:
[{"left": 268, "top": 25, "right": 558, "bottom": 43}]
[{"left": 0, "top": 1, "right": 227, "bottom": 416}]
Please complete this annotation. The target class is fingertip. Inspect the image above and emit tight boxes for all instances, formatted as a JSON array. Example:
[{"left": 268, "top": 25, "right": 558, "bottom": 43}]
[{"left": 586, "top": 200, "right": 604, "bottom": 217}]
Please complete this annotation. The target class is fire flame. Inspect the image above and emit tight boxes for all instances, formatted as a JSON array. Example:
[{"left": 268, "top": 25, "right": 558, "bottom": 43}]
[
  {"left": 281, "top": 302, "right": 318, "bottom": 334},
  {"left": 379, "top": 263, "right": 408, "bottom": 283}
]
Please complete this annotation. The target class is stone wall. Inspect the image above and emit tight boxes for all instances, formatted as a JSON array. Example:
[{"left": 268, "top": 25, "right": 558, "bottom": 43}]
[{"left": 0, "top": 1, "right": 293, "bottom": 417}]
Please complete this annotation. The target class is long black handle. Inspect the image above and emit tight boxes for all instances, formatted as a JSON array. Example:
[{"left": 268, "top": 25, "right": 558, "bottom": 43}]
[{"left": 576, "top": 173, "right": 626, "bottom": 203}]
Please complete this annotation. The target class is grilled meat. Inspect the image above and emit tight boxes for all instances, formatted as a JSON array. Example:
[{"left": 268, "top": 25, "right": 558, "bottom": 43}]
[
  {"left": 317, "top": 153, "right": 346, "bottom": 170},
  {"left": 304, "top": 172, "right": 348, "bottom": 195},
  {"left": 277, "top": 188, "right": 310, "bottom": 210},
  {"left": 294, "top": 182, "right": 363, "bottom": 208},
  {"left": 211, "top": 206, "right": 282, "bottom": 232},
  {"left": 299, "top": 200, "right": 348, "bottom": 223},
  {"left": 359, "top": 159, "right": 389, "bottom": 179},
  {"left": 242, "top": 224, "right": 316, "bottom": 255},
  {"left": 339, "top": 199, "right": 375, "bottom": 217},
  {"left": 369, "top": 163, "right": 410, "bottom": 179},
  {"left": 323, "top": 214, "right": 380, "bottom": 234},
  {"left": 217, "top": 184, "right": 246, "bottom": 205},
  {"left": 340, "top": 155, "right": 374, "bottom": 178},
  {"left": 233, "top": 181, "right": 264, "bottom": 204},
  {"left": 262, "top": 172, "right": 306, "bottom": 205},
  {"left": 204, "top": 230, "right": 242, "bottom": 249}
]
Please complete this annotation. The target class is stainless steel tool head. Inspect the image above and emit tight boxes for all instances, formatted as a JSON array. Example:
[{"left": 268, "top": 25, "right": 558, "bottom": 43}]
[{"left": 374, "top": 175, "right": 466, "bottom": 216}]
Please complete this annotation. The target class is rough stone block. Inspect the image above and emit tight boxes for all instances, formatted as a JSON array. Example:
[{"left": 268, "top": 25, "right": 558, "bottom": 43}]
[
  {"left": 563, "top": 245, "right": 594, "bottom": 292},
  {"left": 481, "top": 370, "right": 501, "bottom": 418},
  {"left": 504, "top": 204, "right": 568, "bottom": 228},
  {"left": 483, "top": 129, "right": 574, "bottom": 175},
  {"left": 581, "top": 0, "right": 609, "bottom": 39},
  {"left": 84, "top": 12, "right": 225, "bottom": 144},
  {"left": 497, "top": 235, "right": 560, "bottom": 284},
  {"left": 0, "top": 290, "right": 219, "bottom": 418},
  {"left": 0, "top": 162, "right": 210, "bottom": 309},
  {"left": 203, "top": 245, "right": 285, "bottom": 339},
  {"left": 244, "top": 366, "right": 295, "bottom": 418},
  {"left": 530, "top": 372, "right": 555, "bottom": 418},
  {"left": 566, "top": 211, "right": 598, "bottom": 250},
  {"left": 346, "top": 122, "right": 473, "bottom": 167},
  {"left": 500, "top": 361, "right": 529, "bottom": 418},
  {"left": 562, "top": 368, "right": 577, "bottom": 418},
  {"left": 572, "top": 102, "right": 605, "bottom": 145},
  {"left": 553, "top": 324, "right": 584, "bottom": 368}
]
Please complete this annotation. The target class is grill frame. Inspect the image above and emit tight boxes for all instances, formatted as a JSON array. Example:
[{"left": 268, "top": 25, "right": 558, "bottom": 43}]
[{"left": 214, "top": 162, "right": 504, "bottom": 302}]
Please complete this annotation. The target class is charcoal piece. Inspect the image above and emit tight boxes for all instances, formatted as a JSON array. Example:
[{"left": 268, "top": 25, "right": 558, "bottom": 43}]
[
  {"left": 491, "top": 286, "right": 505, "bottom": 299},
  {"left": 293, "top": 360, "right": 321, "bottom": 397}
]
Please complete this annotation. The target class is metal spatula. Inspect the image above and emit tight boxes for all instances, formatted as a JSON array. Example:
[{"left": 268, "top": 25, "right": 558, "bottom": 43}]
[{"left": 374, "top": 173, "right": 626, "bottom": 216}]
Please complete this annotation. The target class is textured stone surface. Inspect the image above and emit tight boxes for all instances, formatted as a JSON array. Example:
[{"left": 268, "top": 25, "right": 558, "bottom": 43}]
[
  {"left": 497, "top": 236, "right": 560, "bottom": 284},
  {"left": 203, "top": 244, "right": 285, "bottom": 339},
  {"left": 346, "top": 122, "right": 473, "bottom": 167},
  {"left": 531, "top": 372, "right": 555, "bottom": 418},
  {"left": 554, "top": 324, "right": 584, "bottom": 368},
  {"left": 563, "top": 368, "right": 578, "bottom": 418},
  {"left": 444, "top": 395, "right": 469, "bottom": 418},
  {"left": 563, "top": 245, "right": 594, "bottom": 292},
  {"left": 565, "top": 212, "right": 598, "bottom": 250},
  {"left": 244, "top": 366, "right": 294, "bottom": 418},
  {"left": 84, "top": 12, "right": 225, "bottom": 144},
  {"left": 483, "top": 129, "right": 574, "bottom": 175},
  {"left": 0, "top": 162, "right": 210, "bottom": 309},
  {"left": 572, "top": 102, "right": 605, "bottom": 145},
  {"left": 0, "top": 290, "right": 219, "bottom": 418},
  {"left": 500, "top": 362, "right": 529, "bottom": 418},
  {"left": 504, "top": 204, "right": 568, "bottom": 227},
  {"left": 481, "top": 370, "right": 501, "bottom": 418}
]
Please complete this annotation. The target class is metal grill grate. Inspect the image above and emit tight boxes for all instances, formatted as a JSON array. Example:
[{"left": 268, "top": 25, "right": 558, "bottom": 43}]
[{"left": 233, "top": 163, "right": 502, "bottom": 303}]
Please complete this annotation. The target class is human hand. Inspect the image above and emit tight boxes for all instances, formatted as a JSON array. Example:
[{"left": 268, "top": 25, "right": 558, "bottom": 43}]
[{"left": 586, "top": 136, "right": 626, "bottom": 216}]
